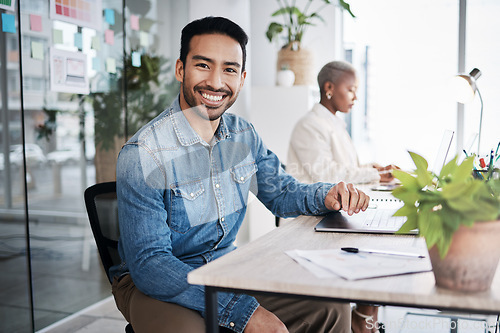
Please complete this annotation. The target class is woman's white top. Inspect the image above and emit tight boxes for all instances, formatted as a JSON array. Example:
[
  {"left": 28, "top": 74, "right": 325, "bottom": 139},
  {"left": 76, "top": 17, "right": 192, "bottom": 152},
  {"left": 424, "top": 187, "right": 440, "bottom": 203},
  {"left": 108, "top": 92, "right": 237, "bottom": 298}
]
[{"left": 287, "top": 103, "right": 380, "bottom": 184}]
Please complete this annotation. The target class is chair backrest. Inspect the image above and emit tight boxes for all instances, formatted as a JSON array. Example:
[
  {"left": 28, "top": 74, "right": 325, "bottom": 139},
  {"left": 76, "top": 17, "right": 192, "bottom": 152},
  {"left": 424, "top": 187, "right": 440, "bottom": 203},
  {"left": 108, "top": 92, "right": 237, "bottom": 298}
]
[{"left": 84, "top": 181, "right": 120, "bottom": 284}]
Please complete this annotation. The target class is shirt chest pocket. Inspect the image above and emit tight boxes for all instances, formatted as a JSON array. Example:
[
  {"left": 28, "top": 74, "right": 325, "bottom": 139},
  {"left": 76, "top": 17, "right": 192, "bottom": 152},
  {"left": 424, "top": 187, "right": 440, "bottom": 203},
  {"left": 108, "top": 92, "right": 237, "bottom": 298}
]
[
  {"left": 230, "top": 162, "right": 257, "bottom": 211},
  {"left": 170, "top": 179, "right": 208, "bottom": 233}
]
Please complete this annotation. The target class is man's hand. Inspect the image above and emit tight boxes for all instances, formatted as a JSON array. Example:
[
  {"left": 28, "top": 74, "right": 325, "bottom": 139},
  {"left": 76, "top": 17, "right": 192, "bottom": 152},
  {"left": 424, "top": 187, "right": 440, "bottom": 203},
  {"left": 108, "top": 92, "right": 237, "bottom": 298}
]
[
  {"left": 324, "top": 182, "right": 370, "bottom": 215},
  {"left": 245, "top": 306, "right": 288, "bottom": 333}
]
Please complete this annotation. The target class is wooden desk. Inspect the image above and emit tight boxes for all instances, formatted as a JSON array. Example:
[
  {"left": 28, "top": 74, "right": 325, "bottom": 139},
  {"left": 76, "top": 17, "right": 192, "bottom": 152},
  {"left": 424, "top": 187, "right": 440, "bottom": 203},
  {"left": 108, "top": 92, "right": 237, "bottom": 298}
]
[{"left": 188, "top": 215, "right": 500, "bottom": 332}]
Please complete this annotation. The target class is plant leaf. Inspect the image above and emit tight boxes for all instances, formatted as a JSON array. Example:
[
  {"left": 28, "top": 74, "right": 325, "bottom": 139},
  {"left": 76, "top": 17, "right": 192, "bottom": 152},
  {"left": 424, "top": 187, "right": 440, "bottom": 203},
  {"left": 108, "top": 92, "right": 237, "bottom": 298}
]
[
  {"left": 393, "top": 169, "right": 419, "bottom": 188},
  {"left": 409, "top": 151, "right": 428, "bottom": 171},
  {"left": 439, "top": 155, "right": 458, "bottom": 179},
  {"left": 435, "top": 230, "right": 453, "bottom": 258},
  {"left": 396, "top": 215, "right": 418, "bottom": 234},
  {"left": 424, "top": 213, "right": 443, "bottom": 249},
  {"left": 393, "top": 203, "right": 417, "bottom": 217},
  {"left": 266, "top": 22, "right": 283, "bottom": 42},
  {"left": 416, "top": 203, "right": 433, "bottom": 238},
  {"left": 271, "top": 7, "right": 293, "bottom": 17},
  {"left": 408, "top": 151, "right": 433, "bottom": 187},
  {"left": 438, "top": 205, "right": 462, "bottom": 230},
  {"left": 441, "top": 180, "right": 477, "bottom": 200},
  {"left": 338, "top": 0, "right": 356, "bottom": 17},
  {"left": 452, "top": 155, "right": 475, "bottom": 183},
  {"left": 391, "top": 187, "right": 420, "bottom": 205},
  {"left": 307, "top": 12, "right": 325, "bottom": 24}
]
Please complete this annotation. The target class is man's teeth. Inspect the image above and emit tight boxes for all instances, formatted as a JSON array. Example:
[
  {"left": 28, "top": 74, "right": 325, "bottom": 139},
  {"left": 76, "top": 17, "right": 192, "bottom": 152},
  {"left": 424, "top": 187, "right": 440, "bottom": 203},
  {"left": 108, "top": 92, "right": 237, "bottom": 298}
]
[{"left": 202, "top": 93, "right": 223, "bottom": 102}]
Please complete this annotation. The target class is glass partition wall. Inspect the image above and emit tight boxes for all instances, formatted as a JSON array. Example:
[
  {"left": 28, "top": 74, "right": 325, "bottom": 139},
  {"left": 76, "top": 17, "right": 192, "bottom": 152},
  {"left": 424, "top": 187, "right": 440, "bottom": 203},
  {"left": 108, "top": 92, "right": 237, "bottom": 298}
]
[
  {"left": 2, "top": 0, "right": 499, "bottom": 331},
  {"left": 0, "top": 4, "right": 33, "bottom": 331},
  {"left": 0, "top": 1, "right": 185, "bottom": 331}
]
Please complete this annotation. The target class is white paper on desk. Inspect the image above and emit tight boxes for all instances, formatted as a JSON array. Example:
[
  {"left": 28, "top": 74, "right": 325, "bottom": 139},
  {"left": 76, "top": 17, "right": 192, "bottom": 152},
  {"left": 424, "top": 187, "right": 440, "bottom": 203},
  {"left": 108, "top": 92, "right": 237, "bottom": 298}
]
[
  {"left": 286, "top": 250, "right": 341, "bottom": 279},
  {"left": 292, "top": 249, "right": 432, "bottom": 280}
]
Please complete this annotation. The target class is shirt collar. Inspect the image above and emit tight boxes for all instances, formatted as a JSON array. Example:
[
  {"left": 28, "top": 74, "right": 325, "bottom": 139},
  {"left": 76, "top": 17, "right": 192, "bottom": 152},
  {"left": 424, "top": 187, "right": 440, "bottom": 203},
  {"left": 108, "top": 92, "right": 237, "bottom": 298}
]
[
  {"left": 170, "top": 95, "right": 231, "bottom": 146},
  {"left": 313, "top": 103, "right": 347, "bottom": 129}
]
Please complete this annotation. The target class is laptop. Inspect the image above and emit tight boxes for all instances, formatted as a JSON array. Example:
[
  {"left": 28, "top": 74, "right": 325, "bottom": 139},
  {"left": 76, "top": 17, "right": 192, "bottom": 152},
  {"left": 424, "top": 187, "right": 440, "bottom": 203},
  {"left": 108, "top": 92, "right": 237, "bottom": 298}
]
[{"left": 314, "top": 130, "right": 455, "bottom": 234}]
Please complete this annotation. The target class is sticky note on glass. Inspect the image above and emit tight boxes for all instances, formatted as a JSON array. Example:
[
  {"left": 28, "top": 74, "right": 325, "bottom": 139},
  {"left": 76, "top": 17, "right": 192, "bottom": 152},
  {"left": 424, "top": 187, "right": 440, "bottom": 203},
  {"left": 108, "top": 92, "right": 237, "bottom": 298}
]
[
  {"left": 131, "top": 52, "right": 141, "bottom": 67},
  {"left": 106, "top": 58, "right": 116, "bottom": 74},
  {"left": 105, "top": 29, "right": 114, "bottom": 45},
  {"left": 1, "top": 13, "right": 16, "bottom": 34},
  {"left": 74, "top": 32, "right": 83, "bottom": 49},
  {"left": 130, "top": 14, "right": 139, "bottom": 31},
  {"left": 140, "top": 31, "right": 149, "bottom": 47},
  {"left": 30, "top": 14, "right": 42, "bottom": 32},
  {"left": 92, "top": 57, "right": 101, "bottom": 71},
  {"left": 91, "top": 35, "right": 101, "bottom": 50},
  {"left": 53, "top": 29, "right": 63, "bottom": 44},
  {"left": 31, "top": 41, "right": 44, "bottom": 60},
  {"left": 104, "top": 9, "right": 115, "bottom": 25}
]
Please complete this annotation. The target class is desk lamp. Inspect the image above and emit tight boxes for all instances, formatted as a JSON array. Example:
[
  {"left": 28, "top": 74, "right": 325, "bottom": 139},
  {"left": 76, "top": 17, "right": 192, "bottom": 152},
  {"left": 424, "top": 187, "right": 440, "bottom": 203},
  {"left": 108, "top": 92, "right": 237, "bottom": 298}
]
[{"left": 452, "top": 68, "right": 483, "bottom": 153}]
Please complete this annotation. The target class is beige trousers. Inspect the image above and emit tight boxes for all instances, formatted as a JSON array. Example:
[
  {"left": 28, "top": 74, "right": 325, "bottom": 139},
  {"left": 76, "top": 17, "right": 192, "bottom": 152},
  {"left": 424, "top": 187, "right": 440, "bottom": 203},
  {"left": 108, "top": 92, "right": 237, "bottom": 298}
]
[{"left": 112, "top": 274, "right": 351, "bottom": 333}]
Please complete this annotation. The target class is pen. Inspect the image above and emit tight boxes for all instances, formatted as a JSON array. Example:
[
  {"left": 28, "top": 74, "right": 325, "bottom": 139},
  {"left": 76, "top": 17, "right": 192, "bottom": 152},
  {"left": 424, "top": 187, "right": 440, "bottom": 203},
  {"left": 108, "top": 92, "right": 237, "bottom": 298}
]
[{"left": 341, "top": 247, "right": 426, "bottom": 258}]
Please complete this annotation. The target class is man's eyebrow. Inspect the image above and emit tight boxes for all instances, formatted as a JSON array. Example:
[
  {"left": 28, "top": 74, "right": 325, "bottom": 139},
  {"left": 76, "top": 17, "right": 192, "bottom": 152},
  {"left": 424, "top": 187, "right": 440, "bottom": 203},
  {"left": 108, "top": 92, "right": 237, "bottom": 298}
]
[
  {"left": 192, "top": 55, "right": 213, "bottom": 63},
  {"left": 224, "top": 61, "right": 241, "bottom": 68},
  {"left": 191, "top": 55, "right": 241, "bottom": 68}
]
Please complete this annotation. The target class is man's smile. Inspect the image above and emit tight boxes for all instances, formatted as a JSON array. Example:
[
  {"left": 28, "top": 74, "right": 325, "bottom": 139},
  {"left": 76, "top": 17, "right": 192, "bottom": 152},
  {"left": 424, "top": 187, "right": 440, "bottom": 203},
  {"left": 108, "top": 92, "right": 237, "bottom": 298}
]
[{"left": 198, "top": 90, "right": 229, "bottom": 107}]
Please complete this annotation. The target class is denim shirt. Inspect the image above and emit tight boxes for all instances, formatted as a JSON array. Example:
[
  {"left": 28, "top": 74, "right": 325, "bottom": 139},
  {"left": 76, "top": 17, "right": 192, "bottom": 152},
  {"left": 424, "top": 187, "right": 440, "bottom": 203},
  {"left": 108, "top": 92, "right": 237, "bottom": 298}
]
[{"left": 112, "top": 96, "right": 335, "bottom": 332}]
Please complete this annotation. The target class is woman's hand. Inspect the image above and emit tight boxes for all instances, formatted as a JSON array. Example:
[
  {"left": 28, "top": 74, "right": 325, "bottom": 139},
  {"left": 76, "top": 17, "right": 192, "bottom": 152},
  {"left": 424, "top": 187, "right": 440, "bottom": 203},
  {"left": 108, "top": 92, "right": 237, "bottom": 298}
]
[{"left": 375, "top": 164, "right": 400, "bottom": 183}]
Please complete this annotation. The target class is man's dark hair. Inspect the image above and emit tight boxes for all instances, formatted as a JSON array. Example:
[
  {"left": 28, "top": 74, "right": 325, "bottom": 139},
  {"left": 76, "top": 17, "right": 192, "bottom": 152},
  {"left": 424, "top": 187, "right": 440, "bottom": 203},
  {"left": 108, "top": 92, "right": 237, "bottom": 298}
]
[{"left": 180, "top": 16, "right": 248, "bottom": 72}]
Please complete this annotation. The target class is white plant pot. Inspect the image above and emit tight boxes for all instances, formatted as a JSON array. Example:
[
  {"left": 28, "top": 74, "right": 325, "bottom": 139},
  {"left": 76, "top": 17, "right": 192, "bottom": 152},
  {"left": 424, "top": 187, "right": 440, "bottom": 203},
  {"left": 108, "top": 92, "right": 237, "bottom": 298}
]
[{"left": 276, "top": 69, "right": 295, "bottom": 87}]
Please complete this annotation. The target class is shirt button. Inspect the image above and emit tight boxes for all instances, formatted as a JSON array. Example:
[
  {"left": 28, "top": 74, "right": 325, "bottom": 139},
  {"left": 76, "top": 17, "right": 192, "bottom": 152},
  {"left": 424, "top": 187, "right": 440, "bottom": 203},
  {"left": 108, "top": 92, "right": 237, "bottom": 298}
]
[
  {"left": 190, "top": 192, "right": 194, "bottom": 197},
  {"left": 229, "top": 322, "right": 235, "bottom": 328},
  {"left": 215, "top": 184, "right": 220, "bottom": 188},
  {"left": 240, "top": 176, "right": 244, "bottom": 181},
  {"left": 221, "top": 217, "right": 225, "bottom": 222}
]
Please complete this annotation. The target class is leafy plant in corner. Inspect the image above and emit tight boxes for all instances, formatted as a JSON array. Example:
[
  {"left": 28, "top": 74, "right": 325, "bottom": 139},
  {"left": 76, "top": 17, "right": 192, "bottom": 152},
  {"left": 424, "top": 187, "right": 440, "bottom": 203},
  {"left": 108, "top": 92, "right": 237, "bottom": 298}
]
[
  {"left": 266, "top": 0, "right": 355, "bottom": 49},
  {"left": 89, "top": 52, "right": 179, "bottom": 151},
  {"left": 392, "top": 152, "right": 500, "bottom": 258},
  {"left": 36, "top": 108, "right": 59, "bottom": 142}
]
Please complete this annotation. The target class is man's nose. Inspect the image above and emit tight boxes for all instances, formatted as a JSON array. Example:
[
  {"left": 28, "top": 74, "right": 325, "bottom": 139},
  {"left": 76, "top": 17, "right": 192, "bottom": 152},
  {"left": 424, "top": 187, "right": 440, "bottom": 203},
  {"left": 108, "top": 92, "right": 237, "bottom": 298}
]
[{"left": 206, "top": 70, "right": 224, "bottom": 89}]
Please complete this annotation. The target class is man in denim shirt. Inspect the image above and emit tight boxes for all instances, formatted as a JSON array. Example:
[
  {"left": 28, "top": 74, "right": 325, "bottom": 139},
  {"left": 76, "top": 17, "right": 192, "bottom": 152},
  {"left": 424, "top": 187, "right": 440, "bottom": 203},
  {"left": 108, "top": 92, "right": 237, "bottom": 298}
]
[{"left": 112, "top": 16, "right": 370, "bottom": 333}]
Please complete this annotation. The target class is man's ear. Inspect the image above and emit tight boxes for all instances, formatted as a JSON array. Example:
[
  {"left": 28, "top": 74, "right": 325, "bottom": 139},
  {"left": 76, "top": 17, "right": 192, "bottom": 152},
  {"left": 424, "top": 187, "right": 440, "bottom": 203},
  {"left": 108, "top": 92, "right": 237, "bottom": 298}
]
[
  {"left": 239, "top": 70, "right": 247, "bottom": 89},
  {"left": 175, "top": 59, "right": 184, "bottom": 83}
]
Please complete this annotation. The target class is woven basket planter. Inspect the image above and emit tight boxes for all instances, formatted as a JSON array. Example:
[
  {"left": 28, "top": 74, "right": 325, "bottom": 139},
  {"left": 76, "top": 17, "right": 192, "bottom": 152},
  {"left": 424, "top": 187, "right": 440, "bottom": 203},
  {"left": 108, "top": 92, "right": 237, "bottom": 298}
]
[{"left": 276, "top": 43, "right": 315, "bottom": 86}]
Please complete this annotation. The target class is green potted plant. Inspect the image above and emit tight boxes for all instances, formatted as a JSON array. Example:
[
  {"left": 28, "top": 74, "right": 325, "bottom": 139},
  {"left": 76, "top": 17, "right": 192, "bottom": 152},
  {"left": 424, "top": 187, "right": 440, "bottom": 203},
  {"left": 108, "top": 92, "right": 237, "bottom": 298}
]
[
  {"left": 392, "top": 151, "right": 500, "bottom": 292},
  {"left": 89, "top": 52, "right": 178, "bottom": 182},
  {"left": 266, "top": 0, "right": 355, "bottom": 85}
]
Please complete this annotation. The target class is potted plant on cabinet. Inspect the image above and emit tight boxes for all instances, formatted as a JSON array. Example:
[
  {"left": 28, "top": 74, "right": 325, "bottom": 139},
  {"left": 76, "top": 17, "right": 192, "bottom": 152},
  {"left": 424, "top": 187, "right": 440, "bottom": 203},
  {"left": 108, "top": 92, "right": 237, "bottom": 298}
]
[
  {"left": 392, "top": 151, "right": 500, "bottom": 292},
  {"left": 266, "top": 0, "right": 355, "bottom": 85}
]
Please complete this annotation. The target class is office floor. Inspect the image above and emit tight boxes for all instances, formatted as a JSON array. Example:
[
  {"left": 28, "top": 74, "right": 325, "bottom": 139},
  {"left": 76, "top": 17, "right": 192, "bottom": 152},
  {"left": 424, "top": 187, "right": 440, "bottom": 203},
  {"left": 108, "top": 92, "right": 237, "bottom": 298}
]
[
  {"left": 36, "top": 298, "right": 499, "bottom": 333},
  {"left": 0, "top": 219, "right": 111, "bottom": 332},
  {"left": 37, "top": 296, "right": 128, "bottom": 333}
]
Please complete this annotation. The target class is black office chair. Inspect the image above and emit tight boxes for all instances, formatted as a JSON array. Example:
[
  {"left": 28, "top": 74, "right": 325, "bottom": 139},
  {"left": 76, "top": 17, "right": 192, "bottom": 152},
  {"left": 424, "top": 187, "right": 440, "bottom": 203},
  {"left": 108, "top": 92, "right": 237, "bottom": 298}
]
[{"left": 84, "top": 181, "right": 134, "bottom": 333}]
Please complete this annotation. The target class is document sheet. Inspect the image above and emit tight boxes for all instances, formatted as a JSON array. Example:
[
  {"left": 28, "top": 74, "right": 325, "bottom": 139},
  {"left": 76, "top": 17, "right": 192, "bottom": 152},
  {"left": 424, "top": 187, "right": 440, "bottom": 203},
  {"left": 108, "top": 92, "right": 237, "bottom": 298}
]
[{"left": 287, "top": 248, "right": 432, "bottom": 280}]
